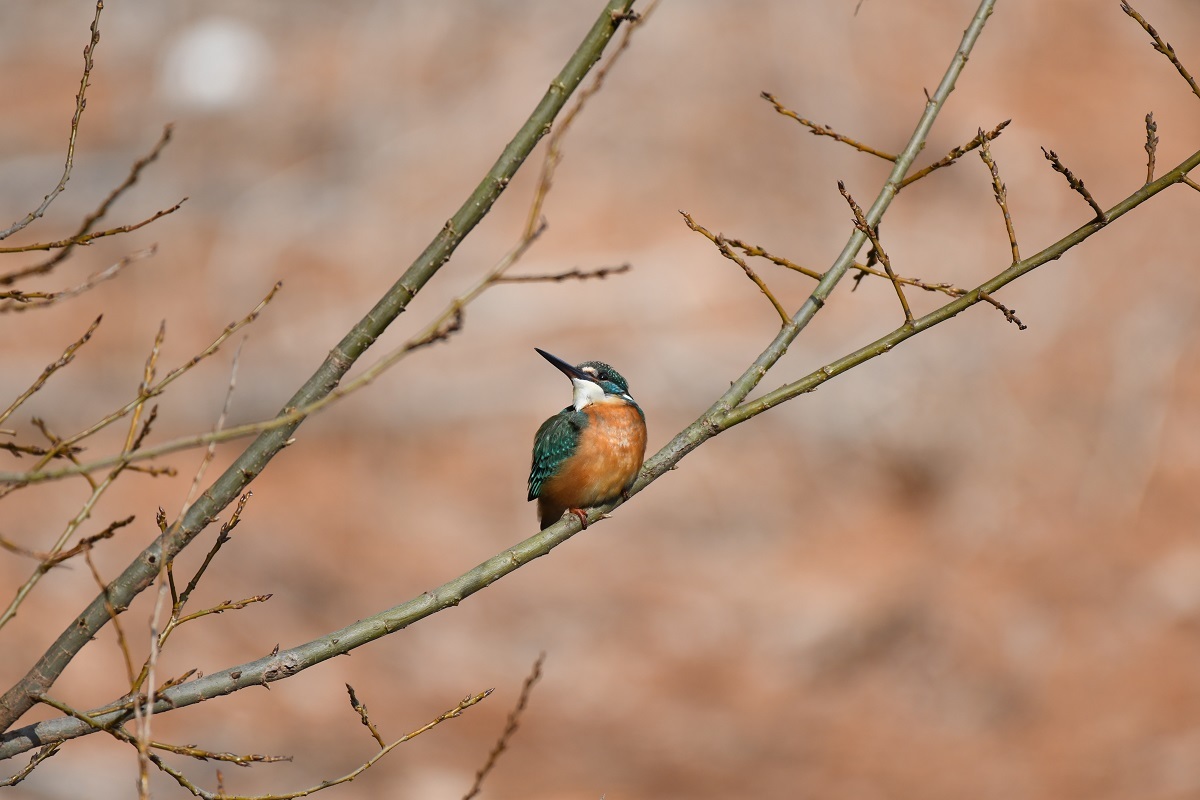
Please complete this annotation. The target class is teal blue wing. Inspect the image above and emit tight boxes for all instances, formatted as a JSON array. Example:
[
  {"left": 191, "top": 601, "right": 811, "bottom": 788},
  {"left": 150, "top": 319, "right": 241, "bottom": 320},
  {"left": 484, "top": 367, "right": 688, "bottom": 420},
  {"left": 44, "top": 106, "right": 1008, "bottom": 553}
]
[{"left": 528, "top": 409, "right": 585, "bottom": 501}]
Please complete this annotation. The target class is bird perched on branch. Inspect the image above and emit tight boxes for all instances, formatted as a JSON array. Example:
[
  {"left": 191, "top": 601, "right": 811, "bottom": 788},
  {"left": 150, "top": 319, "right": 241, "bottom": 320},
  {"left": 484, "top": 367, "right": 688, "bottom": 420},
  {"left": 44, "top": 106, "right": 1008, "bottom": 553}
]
[{"left": 528, "top": 348, "right": 646, "bottom": 530}]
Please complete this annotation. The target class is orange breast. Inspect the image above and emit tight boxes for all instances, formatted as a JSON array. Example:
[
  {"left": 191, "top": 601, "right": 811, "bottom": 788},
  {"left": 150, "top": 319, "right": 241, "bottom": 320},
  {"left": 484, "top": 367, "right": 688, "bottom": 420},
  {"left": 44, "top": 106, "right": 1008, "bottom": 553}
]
[{"left": 536, "top": 401, "right": 647, "bottom": 528}]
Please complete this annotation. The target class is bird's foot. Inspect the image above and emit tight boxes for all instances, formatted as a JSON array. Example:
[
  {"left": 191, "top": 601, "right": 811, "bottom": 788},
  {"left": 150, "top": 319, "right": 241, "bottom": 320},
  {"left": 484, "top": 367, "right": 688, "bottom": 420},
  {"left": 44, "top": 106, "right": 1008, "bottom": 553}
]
[{"left": 569, "top": 508, "right": 589, "bottom": 529}]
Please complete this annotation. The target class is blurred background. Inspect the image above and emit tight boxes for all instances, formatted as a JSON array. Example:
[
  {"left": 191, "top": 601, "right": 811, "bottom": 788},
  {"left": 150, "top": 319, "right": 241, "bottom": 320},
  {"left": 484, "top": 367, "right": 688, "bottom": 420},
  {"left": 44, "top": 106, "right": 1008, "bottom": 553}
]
[{"left": 2, "top": 1, "right": 1200, "bottom": 797}]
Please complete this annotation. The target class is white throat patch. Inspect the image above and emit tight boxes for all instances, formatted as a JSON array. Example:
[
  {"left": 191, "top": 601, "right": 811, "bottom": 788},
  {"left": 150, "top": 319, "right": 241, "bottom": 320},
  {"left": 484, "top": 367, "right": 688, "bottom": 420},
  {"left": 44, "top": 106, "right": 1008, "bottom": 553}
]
[{"left": 571, "top": 378, "right": 605, "bottom": 411}]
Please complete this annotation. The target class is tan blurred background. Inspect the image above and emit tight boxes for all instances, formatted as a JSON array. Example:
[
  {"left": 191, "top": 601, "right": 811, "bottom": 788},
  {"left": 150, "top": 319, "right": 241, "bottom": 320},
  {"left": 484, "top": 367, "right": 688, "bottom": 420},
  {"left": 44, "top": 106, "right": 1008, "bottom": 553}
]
[{"left": 3, "top": 1, "right": 1200, "bottom": 797}]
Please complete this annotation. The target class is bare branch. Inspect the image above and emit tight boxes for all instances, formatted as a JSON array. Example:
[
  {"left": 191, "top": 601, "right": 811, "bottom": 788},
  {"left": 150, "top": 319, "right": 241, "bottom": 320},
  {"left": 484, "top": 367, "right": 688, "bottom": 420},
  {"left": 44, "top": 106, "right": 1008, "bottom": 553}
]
[
  {"left": 0, "top": 515, "right": 136, "bottom": 567},
  {"left": 463, "top": 653, "right": 545, "bottom": 800},
  {"left": 0, "top": 1, "right": 103, "bottom": 241},
  {"left": 681, "top": 212, "right": 790, "bottom": 325},
  {"left": 0, "top": 315, "right": 101, "bottom": 428},
  {"left": 0, "top": 199, "right": 183, "bottom": 256},
  {"left": 1121, "top": 1, "right": 1200, "bottom": 102},
  {"left": 0, "top": 248, "right": 156, "bottom": 313},
  {"left": 898, "top": 119, "right": 1010, "bottom": 189},
  {"left": 977, "top": 132, "right": 1020, "bottom": 264},
  {"left": 0, "top": 743, "right": 60, "bottom": 787},
  {"left": 346, "top": 684, "right": 386, "bottom": 749},
  {"left": 0, "top": 126, "right": 178, "bottom": 273},
  {"left": 1041, "top": 147, "right": 1106, "bottom": 221},
  {"left": 839, "top": 182, "right": 913, "bottom": 324},
  {"left": 761, "top": 91, "right": 898, "bottom": 161},
  {"left": 5, "top": 282, "right": 281, "bottom": 484},
  {"left": 1144, "top": 112, "right": 1158, "bottom": 184},
  {"left": 493, "top": 263, "right": 631, "bottom": 283}
]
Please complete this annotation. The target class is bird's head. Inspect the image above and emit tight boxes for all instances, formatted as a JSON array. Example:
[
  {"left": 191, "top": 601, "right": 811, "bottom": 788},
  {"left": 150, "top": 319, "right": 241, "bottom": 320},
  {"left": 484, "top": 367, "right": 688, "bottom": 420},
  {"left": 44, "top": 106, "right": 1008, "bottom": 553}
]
[{"left": 536, "top": 348, "right": 636, "bottom": 412}]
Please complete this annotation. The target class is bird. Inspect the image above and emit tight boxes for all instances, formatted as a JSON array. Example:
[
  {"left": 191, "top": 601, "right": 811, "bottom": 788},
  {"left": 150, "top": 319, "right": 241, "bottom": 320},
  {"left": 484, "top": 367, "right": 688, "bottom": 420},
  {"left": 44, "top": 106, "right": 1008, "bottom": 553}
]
[{"left": 528, "top": 348, "right": 647, "bottom": 530}]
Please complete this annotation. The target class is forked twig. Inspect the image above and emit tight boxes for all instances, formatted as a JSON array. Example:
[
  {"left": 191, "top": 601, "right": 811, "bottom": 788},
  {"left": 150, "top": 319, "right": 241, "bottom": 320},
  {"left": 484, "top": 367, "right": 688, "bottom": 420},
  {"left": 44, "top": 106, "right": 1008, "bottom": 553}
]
[
  {"left": 0, "top": 248, "right": 157, "bottom": 313},
  {"left": 680, "top": 212, "right": 790, "bottom": 325},
  {"left": 838, "top": 182, "right": 913, "bottom": 324},
  {"left": 898, "top": 120, "right": 1010, "bottom": 189},
  {"left": 0, "top": 126, "right": 180, "bottom": 267}
]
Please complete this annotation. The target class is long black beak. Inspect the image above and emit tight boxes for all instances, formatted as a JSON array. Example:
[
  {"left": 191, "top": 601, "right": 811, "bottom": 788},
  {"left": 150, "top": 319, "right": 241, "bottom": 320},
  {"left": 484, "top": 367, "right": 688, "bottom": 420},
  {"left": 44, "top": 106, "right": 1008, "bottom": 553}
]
[{"left": 535, "top": 348, "right": 592, "bottom": 382}]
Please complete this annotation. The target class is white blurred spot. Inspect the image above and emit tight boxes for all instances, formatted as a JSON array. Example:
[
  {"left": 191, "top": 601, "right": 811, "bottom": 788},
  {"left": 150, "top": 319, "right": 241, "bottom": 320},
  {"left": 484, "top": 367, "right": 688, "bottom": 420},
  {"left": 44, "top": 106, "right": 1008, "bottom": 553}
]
[{"left": 159, "top": 18, "right": 271, "bottom": 111}]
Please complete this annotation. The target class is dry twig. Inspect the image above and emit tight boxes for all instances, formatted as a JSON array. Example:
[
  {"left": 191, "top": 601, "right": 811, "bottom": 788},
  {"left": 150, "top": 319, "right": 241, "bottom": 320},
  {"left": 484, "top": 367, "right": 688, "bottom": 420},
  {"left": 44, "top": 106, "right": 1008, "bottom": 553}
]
[
  {"left": 1144, "top": 112, "right": 1158, "bottom": 184},
  {"left": 494, "top": 263, "right": 630, "bottom": 283},
  {"left": 977, "top": 132, "right": 1020, "bottom": 264},
  {"left": 346, "top": 684, "right": 386, "bottom": 749},
  {"left": 0, "top": 248, "right": 156, "bottom": 313},
  {"left": 0, "top": 1, "right": 103, "bottom": 241},
  {"left": 761, "top": 91, "right": 898, "bottom": 161},
  {"left": 1041, "top": 147, "right": 1106, "bottom": 221},
  {"left": 1121, "top": 1, "right": 1200, "bottom": 101},
  {"left": 0, "top": 316, "right": 101, "bottom": 429},
  {"left": 463, "top": 653, "right": 545, "bottom": 800},
  {"left": 681, "top": 212, "right": 790, "bottom": 325},
  {"left": 898, "top": 120, "right": 1010, "bottom": 189},
  {"left": 839, "top": 182, "right": 913, "bottom": 324}
]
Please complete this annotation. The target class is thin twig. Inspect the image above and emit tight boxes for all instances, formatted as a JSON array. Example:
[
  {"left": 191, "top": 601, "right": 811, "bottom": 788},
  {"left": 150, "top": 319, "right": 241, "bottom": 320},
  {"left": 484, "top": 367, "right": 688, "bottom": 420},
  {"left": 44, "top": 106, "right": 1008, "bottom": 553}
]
[
  {"left": 0, "top": 440, "right": 84, "bottom": 459},
  {"left": 131, "top": 493, "right": 255, "bottom": 694},
  {"left": 2, "top": 515, "right": 137, "bottom": 567},
  {"left": 0, "top": 469, "right": 123, "bottom": 630},
  {"left": 0, "top": 1, "right": 103, "bottom": 241},
  {"left": 493, "top": 263, "right": 631, "bottom": 283},
  {"left": 10, "top": 282, "right": 280, "bottom": 481},
  {"left": 898, "top": 119, "right": 1010, "bottom": 189},
  {"left": 977, "top": 131, "right": 1020, "bottom": 264},
  {"left": 1144, "top": 112, "right": 1158, "bottom": 184},
  {"left": 346, "top": 684, "right": 386, "bottom": 749},
  {"left": 463, "top": 653, "right": 545, "bottom": 800},
  {"left": 83, "top": 547, "right": 136, "bottom": 685},
  {"left": 838, "top": 182, "right": 913, "bottom": 324},
  {"left": 523, "top": 0, "right": 659, "bottom": 239},
  {"left": 30, "top": 417, "right": 96, "bottom": 491},
  {"left": 147, "top": 739, "right": 290, "bottom": 767},
  {"left": 1041, "top": 147, "right": 1106, "bottom": 221},
  {"left": 680, "top": 212, "right": 790, "bottom": 325},
  {"left": 34, "top": 689, "right": 492, "bottom": 800},
  {"left": 0, "top": 315, "right": 101, "bottom": 428},
  {"left": 0, "top": 743, "right": 61, "bottom": 787},
  {"left": 724, "top": 239, "right": 823, "bottom": 281},
  {"left": 179, "top": 340, "right": 244, "bottom": 517},
  {"left": 0, "top": 126, "right": 179, "bottom": 275},
  {"left": 0, "top": 248, "right": 156, "bottom": 313},
  {"left": 761, "top": 91, "right": 898, "bottom": 161},
  {"left": 1121, "top": 1, "right": 1200, "bottom": 102},
  {"left": 0, "top": 199, "right": 184, "bottom": 255}
]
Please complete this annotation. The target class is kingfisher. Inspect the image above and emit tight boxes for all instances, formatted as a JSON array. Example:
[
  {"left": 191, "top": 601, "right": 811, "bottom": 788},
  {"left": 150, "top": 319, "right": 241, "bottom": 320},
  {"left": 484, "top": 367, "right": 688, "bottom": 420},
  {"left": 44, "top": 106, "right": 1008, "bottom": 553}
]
[{"left": 528, "top": 348, "right": 647, "bottom": 530}]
